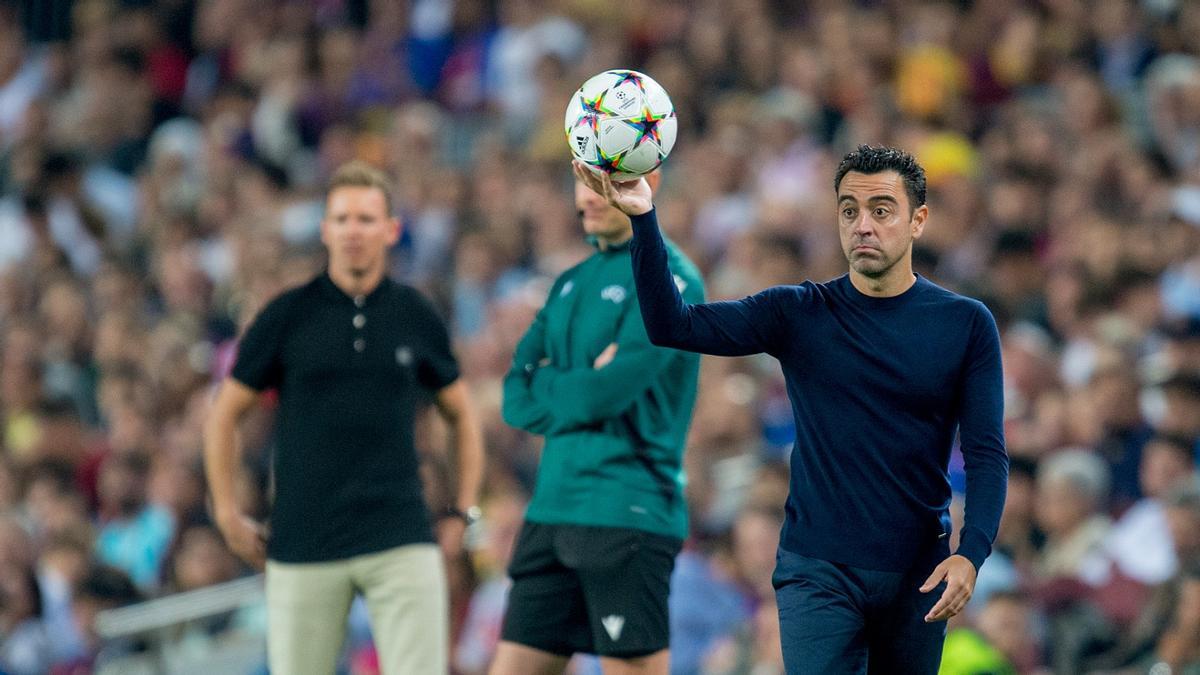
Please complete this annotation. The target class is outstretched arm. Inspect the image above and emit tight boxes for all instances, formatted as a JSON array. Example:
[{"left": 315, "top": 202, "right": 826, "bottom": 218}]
[{"left": 573, "top": 161, "right": 784, "bottom": 357}]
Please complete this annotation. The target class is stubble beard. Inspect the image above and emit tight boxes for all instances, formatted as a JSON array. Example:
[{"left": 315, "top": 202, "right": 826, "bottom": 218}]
[{"left": 848, "top": 250, "right": 895, "bottom": 279}]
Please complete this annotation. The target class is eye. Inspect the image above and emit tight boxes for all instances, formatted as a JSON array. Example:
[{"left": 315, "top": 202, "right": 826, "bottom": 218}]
[
  {"left": 842, "top": 208, "right": 855, "bottom": 219},
  {"left": 874, "top": 207, "right": 889, "bottom": 217}
]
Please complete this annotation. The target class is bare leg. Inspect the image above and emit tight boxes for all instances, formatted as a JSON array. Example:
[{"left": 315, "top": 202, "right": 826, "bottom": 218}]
[
  {"left": 599, "top": 649, "right": 670, "bottom": 675},
  {"left": 488, "top": 640, "right": 571, "bottom": 675}
]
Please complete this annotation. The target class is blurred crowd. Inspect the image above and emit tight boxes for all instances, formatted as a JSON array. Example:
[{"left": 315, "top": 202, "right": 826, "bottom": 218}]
[{"left": 0, "top": 0, "right": 1199, "bottom": 673}]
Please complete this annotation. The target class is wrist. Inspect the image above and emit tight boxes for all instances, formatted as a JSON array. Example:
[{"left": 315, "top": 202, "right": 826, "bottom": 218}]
[
  {"left": 212, "top": 501, "right": 240, "bottom": 525},
  {"left": 443, "top": 505, "right": 481, "bottom": 526}
]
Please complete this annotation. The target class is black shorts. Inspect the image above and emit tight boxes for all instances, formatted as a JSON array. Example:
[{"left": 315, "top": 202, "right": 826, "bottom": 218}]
[{"left": 500, "top": 522, "right": 683, "bottom": 658}]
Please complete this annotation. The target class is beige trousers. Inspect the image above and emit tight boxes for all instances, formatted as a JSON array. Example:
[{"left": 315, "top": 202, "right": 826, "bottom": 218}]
[{"left": 265, "top": 543, "right": 447, "bottom": 675}]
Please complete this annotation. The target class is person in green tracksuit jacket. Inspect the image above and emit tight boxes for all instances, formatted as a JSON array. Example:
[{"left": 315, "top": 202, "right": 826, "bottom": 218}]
[{"left": 490, "top": 171, "right": 704, "bottom": 675}]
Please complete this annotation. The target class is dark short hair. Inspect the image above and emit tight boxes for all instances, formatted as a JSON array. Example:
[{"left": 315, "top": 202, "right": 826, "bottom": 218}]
[
  {"left": 1145, "top": 433, "right": 1197, "bottom": 463},
  {"left": 834, "top": 145, "right": 927, "bottom": 211},
  {"left": 1161, "top": 371, "right": 1200, "bottom": 399},
  {"left": 77, "top": 564, "right": 141, "bottom": 606}
]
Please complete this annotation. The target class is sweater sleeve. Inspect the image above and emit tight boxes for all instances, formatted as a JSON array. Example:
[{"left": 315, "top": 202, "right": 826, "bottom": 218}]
[
  {"left": 953, "top": 304, "right": 1010, "bottom": 572},
  {"left": 630, "top": 209, "right": 785, "bottom": 357}
]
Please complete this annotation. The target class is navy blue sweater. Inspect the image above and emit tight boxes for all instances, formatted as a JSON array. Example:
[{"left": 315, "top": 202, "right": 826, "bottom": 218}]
[{"left": 630, "top": 209, "right": 1007, "bottom": 573}]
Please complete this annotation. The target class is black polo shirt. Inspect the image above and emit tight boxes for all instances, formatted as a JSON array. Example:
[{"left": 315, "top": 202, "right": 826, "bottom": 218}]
[{"left": 232, "top": 272, "right": 459, "bottom": 563}]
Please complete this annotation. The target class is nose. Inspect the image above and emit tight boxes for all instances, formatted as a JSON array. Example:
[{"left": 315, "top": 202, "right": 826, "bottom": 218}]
[
  {"left": 852, "top": 210, "right": 874, "bottom": 237},
  {"left": 344, "top": 218, "right": 367, "bottom": 238}
]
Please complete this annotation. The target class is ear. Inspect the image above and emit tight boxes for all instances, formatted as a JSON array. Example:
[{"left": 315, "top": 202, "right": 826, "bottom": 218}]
[
  {"left": 319, "top": 217, "right": 331, "bottom": 248},
  {"left": 645, "top": 170, "right": 662, "bottom": 194},
  {"left": 910, "top": 204, "right": 929, "bottom": 241},
  {"left": 387, "top": 216, "right": 402, "bottom": 245}
]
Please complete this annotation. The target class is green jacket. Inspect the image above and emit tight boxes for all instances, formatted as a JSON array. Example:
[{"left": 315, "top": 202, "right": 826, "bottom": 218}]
[{"left": 503, "top": 235, "right": 704, "bottom": 539}]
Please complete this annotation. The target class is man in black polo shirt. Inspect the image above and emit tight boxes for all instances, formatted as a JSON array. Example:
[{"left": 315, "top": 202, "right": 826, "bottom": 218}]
[{"left": 204, "top": 161, "right": 485, "bottom": 675}]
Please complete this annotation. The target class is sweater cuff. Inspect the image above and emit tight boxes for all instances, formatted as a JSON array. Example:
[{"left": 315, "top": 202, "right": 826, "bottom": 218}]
[
  {"left": 629, "top": 207, "right": 658, "bottom": 230},
  {"left": 955, "top": 526, "right": 994, "bottom": 573}
]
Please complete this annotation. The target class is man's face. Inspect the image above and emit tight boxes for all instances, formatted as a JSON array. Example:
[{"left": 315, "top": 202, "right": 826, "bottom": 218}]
[
  {"left": 575, "top": 180, "right": 630, "bottom": 240},
  {"left": 837, "top": 170, "right": 926, "bottom": 278},
  {"left": 320, "top": 186, "right": 400, "bottom": 278},
  {"left": 99, "top": 461, "right": 144, "bottom": 517},
  {"left": 976, "top": 597, "right": 1029, "bottom": 662},
  {"left": 1140, "top": 442, "right": 1193, "bottom": 499}
]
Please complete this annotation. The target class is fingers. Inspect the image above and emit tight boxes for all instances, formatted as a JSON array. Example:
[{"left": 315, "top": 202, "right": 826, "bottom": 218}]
[
  {"left": 920, "top": 559, "right": 974, "bottom": 622},
  {"left": 599, "top": 170, "right": 617, "bottom": 204},
  {"left": 572, "top": 160, "right": 605, "bottom": 196},
  {"left": 571, "top": 160, "right": 593, "bottom": 189},
  {"left": 237, "top": 536, "right": 267, "bottom": 570},
  {"left": 573, "top": 158, "right": 616, "bottom": 204},
  {"left": 225, "top": 519, "right": 267, "bottom": 569},
  {"left": 924, "top": 576, "right": 973, "bottom": 622},
  {"left": 594, "top": 342, "right": 618, "bottom": 368},
  {"left": 919, "top": 562, "right": 946, "bottom": 593},
  {"left": 437, "top": 519, "right": 466, "bottom": 559},
  {"left": 249, "top": 545, "right": 266, "bottom": 570},
  {"left": 924, "top": 585, "right": 970, "bottom": 622},
  {"left": 600, "top": 164, "right": 619, "bottom": 201}
]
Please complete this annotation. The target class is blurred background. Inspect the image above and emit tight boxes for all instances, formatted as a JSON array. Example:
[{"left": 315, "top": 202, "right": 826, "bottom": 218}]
[{"left": 0, "top": 0, "right": 1198, "bottom": 673}]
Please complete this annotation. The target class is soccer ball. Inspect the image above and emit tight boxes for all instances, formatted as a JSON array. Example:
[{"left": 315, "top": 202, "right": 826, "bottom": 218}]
[{"left": 564, "top": 69, "right": 677, "bottom": 182}]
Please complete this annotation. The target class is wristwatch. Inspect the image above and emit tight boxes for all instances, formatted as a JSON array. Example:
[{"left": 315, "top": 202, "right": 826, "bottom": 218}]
[{"left": 445, "top": 505, "right": 482, "bottom": 525}]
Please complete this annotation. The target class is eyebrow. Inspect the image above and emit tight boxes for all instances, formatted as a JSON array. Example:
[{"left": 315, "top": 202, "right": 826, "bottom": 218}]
[{"left": 839, "top": 194, "right": 900, "bottom": 205}]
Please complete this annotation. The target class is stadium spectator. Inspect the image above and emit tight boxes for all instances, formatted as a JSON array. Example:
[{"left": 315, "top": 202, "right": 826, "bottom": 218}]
[
  {"left": 1033, "top": 449, "right": 1112, "bottom": 584},
  {"left": 94, "top": 452, "right": 174, "bottom": 591},
  {"left": 1105, "top": 434, "right": 1197, "bottom": 586},
  {"left": 0, "top": 561, "right": 52, "bottom": 675},
  {"left": 58, "top": 564, "right": 141, "bottom": 674},
  {"left": 938, "top": 591, "right": 1038, "bottom": 675}
]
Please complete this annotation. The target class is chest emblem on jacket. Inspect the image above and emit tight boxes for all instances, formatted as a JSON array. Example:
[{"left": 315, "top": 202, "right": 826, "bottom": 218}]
[{"left": 600, "top": 285, "right": 627, "bottom": 304}]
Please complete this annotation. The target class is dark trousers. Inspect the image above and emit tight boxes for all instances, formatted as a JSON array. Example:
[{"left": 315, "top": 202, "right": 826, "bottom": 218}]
[{"left": 773, "top": 542, "right": 949, "bottom": 674}]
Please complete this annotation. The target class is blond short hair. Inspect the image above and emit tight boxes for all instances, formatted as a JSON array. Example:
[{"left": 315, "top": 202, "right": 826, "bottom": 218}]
[{"left": 327, "top": 161, "right": 394, "bottom": 215}]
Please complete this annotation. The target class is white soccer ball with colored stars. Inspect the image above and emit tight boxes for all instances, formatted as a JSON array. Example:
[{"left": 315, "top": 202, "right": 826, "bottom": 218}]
[{"left": 564, "top": 69, "right": 677, "bottom": 182}]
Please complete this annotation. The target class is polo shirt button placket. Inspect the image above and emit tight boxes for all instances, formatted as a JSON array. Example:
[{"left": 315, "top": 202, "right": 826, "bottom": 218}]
[{"left": 353, "top": 296, "right": 366, "bottom": 353}]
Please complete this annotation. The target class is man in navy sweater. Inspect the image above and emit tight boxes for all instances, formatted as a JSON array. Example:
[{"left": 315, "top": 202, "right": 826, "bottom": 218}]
[{"left": 572, "top": 145, "right": 1008, "bottom": 674}]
